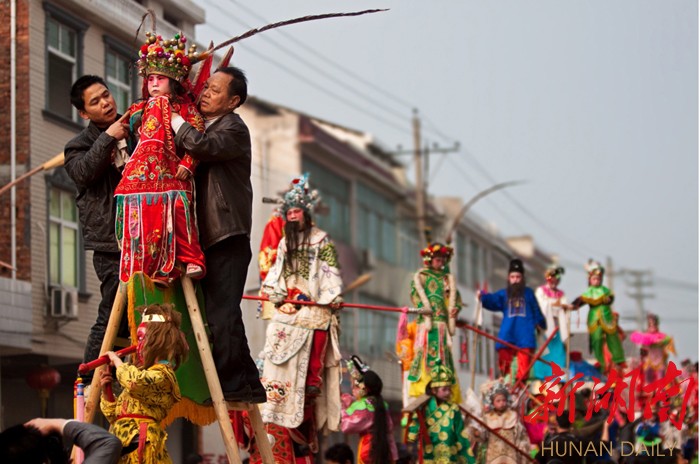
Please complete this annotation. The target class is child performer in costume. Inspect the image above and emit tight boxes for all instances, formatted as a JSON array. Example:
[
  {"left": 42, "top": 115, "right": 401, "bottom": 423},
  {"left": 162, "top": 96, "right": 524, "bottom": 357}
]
[
  {"left": 406, "top": 363, "right": 475, "bottom": 464},
  {"left": 571, "top": 260, "right": 625, "bottom": 372},
  {"left": 630, "top": 312, "right": 675, "bottom": 384},
  {"left": 99, "top": 303, "right": 188, "bottom": 463},
  {"left": 408, "top": 242, "right": 462, "bottom": 402},
  {"left": 533, "top": 265, "right": 572, "bottom": 379},
  {"left": 476, "top": 382, "right": 531, "bottom": 464},
  {"left": 340, "top": 356, "right": 398, "bottom": 464},
  {"left": 115, "top": 31, "right": 206, "bottom": 285},
  {"left": 478, "top": 259, "right": 546, "bottom": 382}
]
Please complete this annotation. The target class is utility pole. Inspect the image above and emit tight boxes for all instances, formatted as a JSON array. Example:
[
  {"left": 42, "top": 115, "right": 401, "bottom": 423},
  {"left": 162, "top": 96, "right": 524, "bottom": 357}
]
[
  {"left": 393, "top": 109, "right": 460, "bottom": 239},
  {"left": 412, "top": 109, "right": 425, "bottom": 237},
  {"left": 620, "top": 269, "right": 655, "bottom": 331}
]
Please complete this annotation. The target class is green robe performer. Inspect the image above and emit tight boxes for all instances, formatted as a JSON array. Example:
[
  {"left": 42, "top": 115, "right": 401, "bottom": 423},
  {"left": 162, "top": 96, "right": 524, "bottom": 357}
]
[
  {"left": 406, "top": 363, "right": 475, "bottom": 464},
  {"left": 408, "top": 242, "right": 462, "bottom": 402},
  {"left": 572, "top": 260, "right": 625, "bottom": 372}
]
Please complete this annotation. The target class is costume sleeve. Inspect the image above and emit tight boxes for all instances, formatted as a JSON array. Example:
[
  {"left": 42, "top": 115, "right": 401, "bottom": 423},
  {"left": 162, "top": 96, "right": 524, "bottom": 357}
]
[
  {"left": 452, "top": 407, "right": 476, "bottom": 464},
  {"left": 63, "top": 420, "right": 122, "bottom": 464},
  {"left": 407, "top": 411, "right": 420, "bottom": 443},
  {"left": 262, "top": 239, "right": 288, "bottom": 301},
  {"left": 174, "top": 113, "right": 251, "bottom": 162},
  {"left": 99, "top": 396, "right": 117, "bottom": 424},
  {"left": 481, "top": 290, "right": 505, "bottom": 313},
  {"left": 410, "top": 274, "right": 422, "bottom": 308},
  {"left": 64, "top": 129, "right": 118, "bottom": 188},
  {"left": 530, "top": 290, "right": 546, "bottom": 330},
  {"left": 340, "top": 399, "right": 374, "bottom": 434},
  {"left": 176, "top": 102, "right": 204, "bottom": 173},
  {"left": 115, "top": 363, "right": 173, "bottom": 401},
  {"left": 317, "top": 237, "right": 343, "bottom": 304}
]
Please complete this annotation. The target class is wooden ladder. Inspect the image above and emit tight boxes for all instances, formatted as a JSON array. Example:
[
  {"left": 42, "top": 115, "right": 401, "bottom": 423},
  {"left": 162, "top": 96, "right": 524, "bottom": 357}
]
[{"left": 82, "top": 276, "right": 274, "bottom": 464}]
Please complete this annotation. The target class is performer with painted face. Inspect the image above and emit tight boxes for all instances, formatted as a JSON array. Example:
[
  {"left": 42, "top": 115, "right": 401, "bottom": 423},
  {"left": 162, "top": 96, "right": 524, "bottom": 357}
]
[
  {"left": 407, "top": 241, "right": 462, "bottom": 402},
  {"left": 631, "top": 312, "right": 676, "bottom": 383},
  {"left": 99, "top": 303, "right": 188, "bottom": 464},
  {"left": 115, "top": 31, "right": 206, "bottom": 285},
  {"left": 260, "top": 174, "right": 343, "bottom": 456},
  {"left": 340, "top": 356, "right": 398, "bottom": 464},
  {"left": 478, "top": 259, "right": 546, "bottom": 381},
  {"left": 571, "top": 260, "right": 625, "bottom": 372},
  {"left": 533, "top": 265, "right": 572, "bottom": 379},
  {"left": 406, "top": 362, "right": 475, "bottom": 464}
]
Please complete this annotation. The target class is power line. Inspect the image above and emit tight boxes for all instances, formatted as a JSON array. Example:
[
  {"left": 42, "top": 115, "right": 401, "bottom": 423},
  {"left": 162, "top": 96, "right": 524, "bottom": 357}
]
[
  {"left": 200, "top": 0, "right": 412, "bottom": 124},
  {"left": 223, "top": 0, "right": 415, "bottom": 111},
  {"left": 198, "top": 17, "right": 413, "bottom": 136}
]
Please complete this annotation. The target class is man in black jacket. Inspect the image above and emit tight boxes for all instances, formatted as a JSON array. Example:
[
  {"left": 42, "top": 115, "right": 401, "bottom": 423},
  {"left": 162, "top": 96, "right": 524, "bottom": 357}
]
[
  {"left": 172, "top": 67, "right": 265, "bottom": 403},
  {"left": 64, "top": 75, "right": 130, "bottom": 377}
]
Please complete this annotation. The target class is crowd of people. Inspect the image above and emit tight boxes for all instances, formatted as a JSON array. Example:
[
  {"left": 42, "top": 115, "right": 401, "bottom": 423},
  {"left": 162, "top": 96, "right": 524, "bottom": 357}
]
[{"left": 0, "top": 21, "right": 697, "bottom": 464}]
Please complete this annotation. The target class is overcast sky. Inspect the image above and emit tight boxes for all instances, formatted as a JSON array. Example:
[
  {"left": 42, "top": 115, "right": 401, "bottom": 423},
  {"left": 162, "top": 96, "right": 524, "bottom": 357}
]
[{"left": 193, "top": 0, "right": 698, "bottom": 361}]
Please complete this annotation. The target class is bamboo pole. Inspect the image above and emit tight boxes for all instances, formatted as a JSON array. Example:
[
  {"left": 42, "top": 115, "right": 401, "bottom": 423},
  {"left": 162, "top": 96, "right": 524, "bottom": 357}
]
[
  {"left": 84, "top": 284, "right": 127, "bottom": 422},
  {"left": 180, "top": 276, "right": 245, "bottom": 464}
]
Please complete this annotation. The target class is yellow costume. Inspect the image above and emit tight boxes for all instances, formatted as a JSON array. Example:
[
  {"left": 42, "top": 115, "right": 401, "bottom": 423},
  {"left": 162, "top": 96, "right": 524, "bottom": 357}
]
[{"left": 101, "top": 362, "right": 181, "bottom": 463}]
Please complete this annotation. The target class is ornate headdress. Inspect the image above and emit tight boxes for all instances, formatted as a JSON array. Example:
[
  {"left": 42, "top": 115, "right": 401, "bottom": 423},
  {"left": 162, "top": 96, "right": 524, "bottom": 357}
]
[
  {"left": 428, "top": 360, "right": 455, "bottom": 388},
  {"left": 584, "top": 259, "right": 605, "bottom": 277},
  {"left": 481, "top": 380, "right": 511, "bottom": 408},
  {"left": 347, "top": 355, "right": 370, "bottom": 394},
  {"left": 279, "top": 174, "right": 321, "bottom": 216},
  {"left": 544, "top": 264, "right": 565, "bottom": 280},
  {"left": 420, "top": 242, "right": 454, "bottom": 266},
  {"left": 136, "top": 31, "right": 198, "bottom": 81}
]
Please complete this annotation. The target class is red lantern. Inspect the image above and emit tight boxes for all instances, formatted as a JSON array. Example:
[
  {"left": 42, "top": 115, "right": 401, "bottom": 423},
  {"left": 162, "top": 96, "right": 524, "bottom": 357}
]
[{"left": 26, "top": 365, "right": 61, "bottom": 417}]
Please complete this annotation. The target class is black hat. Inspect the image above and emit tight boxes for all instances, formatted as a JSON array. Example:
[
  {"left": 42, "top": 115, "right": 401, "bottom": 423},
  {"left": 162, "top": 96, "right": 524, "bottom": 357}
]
[{"left": 508, "top": 258, "right": 524, "bottom": 275}]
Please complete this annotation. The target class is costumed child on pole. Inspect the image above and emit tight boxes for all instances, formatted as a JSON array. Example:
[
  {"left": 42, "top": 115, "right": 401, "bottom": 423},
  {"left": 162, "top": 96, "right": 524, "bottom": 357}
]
[
  {"left": 340, "top": 356, "right": 398, "bottom": 464},
  {"left": 571, "top": 260, "right": 625, "bottom": 373},
  {"left": 630, "top": 312, "right": 675, "bottom": 384},
  {"left": 406, "top": 362, "right": 475, "bottom": 464},
  {"left": 99, "top": 303, "right": 189, "bottom": 463},
  {"left": 475, "top": 381, "right": 532, "bottom": 464},
  {"left": 115, "top": 30, "right": 206, "bottom": 286},
  {"left": 533, "top": 265, "right": 572, "bottom": 380},
  {"left": 407, "top": 241, "right": 462, "bottom": 403},
  {"left": 477, "top": 259, "right": 546, "bottom": 382}
]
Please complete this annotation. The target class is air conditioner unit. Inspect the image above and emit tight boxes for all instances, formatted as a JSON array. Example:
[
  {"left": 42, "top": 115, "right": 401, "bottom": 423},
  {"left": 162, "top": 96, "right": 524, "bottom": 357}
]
[{"left": 49, "top": 287, "right": 79, "bottom": 319}]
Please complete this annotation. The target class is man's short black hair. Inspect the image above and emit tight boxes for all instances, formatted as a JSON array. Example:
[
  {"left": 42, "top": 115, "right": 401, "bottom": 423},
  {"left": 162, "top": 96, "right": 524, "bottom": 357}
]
[
  {"left": 555, "top": 413, "right": 572, "bottom": 430},
  {"left": 70, "top": 75, "right": 108, "bottom": 111},
  {"left": 324, "top": 443, "right": 354, "bottom": 464},
  {"left": 0, "top": 424, "right": 67, "bottom": 464},
  {"left": 216, "top": 67, "right": 248, "bottom": 106}
]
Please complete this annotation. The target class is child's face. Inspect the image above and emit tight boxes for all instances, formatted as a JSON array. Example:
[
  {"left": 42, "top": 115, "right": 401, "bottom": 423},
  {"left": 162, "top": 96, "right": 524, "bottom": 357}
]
[
  {"left": 147, "top": 74, "right": 171, "bottom": 97},
  {"left": 493, "top": 393, "right": 508, "bottom": 412},
  {"left": 434, "top": 386, "right": 452, "bottom": 402},
  {"left": 589, "top": 274, "right": 602, "bottom": 287}
]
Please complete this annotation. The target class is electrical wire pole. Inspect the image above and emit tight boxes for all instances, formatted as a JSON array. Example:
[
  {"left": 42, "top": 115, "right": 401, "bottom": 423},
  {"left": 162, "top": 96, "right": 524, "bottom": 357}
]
[
  {"left": 404, "top": 109, "right": 460, "bottom": 237},
  {"left": 621, "top": 269, "right": 655, "bottom": 330},
  {"left": 413, "top": 109, "right": 426, "bottom": 236}
]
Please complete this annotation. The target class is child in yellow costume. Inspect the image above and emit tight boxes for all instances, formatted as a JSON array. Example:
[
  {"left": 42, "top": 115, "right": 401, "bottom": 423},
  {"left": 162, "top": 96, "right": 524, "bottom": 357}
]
[{"left": 100, "top": 303, "right": 188, "bottom": 463}]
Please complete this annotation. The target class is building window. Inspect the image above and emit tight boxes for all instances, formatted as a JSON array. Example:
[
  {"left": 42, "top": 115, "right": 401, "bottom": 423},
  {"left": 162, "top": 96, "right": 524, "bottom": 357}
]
[
  {"left": 48, "top": 187, "right": 80, "bottom": 288},
  {"left": 105, "top": 38, "right": 136, "bottom": 114},
  {"left": 301, "top": 158, "right": 351, "bottom": 243},
  {"left": 44, "top": 3, "right": 87, "bottom": 122},
  {"left": 356, "top": 184, "right": 396, "bottom": 264},
  {"left": 355, "top": 293, "right": 398, "bottom": 358},
  {"left": 470, "top": 240, "right": 482, "bottom": 288},
  {"left": 46, "top": 169, "right": 84, "bottom": 292},
  {"left": 399, "top": 221, "right": 421, "bottom": 271}
]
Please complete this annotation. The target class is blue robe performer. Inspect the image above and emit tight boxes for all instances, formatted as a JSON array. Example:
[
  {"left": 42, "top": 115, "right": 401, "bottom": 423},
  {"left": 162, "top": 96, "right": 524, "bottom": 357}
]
[{"left": 478, "top": 259, "right": 546, "bottom": 381}]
